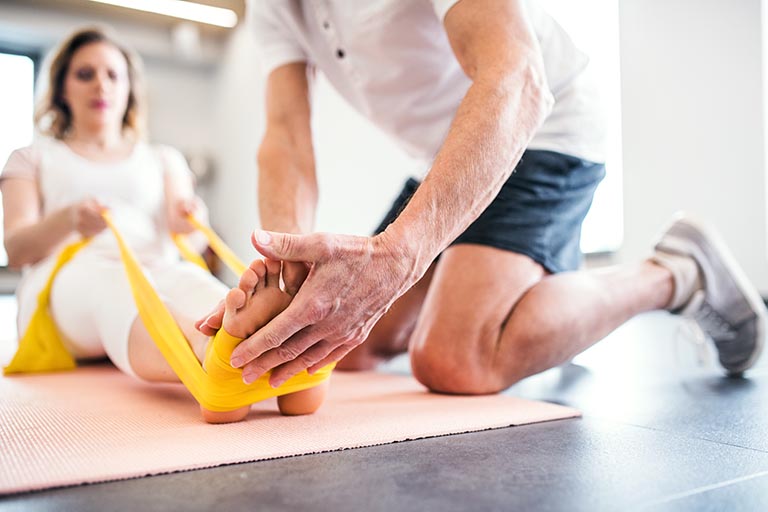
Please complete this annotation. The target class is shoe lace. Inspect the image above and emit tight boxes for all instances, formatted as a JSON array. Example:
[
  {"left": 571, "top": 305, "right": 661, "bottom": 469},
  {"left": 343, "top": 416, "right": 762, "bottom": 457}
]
[
  {"left": 682, "top": 290, "right": 737, "bottom": 342},
  {"left": 675, "top": 290, "right": 736, "bottom": 368}
]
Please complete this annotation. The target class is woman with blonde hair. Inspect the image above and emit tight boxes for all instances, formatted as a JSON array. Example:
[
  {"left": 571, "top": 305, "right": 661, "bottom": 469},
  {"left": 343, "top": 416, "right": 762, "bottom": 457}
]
[{"left": 1, "top": 26, "right": 326, "bottom": 422}]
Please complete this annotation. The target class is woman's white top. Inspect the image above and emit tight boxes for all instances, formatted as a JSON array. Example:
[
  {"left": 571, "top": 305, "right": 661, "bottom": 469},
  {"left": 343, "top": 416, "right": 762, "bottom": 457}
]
[{"left": 1, "top": 137, "right": 192, "bottom": 289}]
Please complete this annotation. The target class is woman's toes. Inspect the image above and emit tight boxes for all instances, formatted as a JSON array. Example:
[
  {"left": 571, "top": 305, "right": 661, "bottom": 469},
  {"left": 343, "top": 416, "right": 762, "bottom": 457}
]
[
  {"left": 283, "top": 261, "right": 309, "bottom": 297},
  {"left": 264, "top": 258, "right": 281, "bottom": 288},
  {"left": 250, "top": 259, "right": 267, "bottom": 291},
  {"left": 225, "top": 287, "right": 247, "bottom": 314},
  {"left": 238, "top": 266, "right": 259, "bottom": 293}
]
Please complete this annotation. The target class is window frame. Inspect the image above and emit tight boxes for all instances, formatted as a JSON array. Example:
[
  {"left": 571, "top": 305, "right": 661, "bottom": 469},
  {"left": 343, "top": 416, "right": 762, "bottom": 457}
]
[{"left": 0, "top": 43, "right": 40, "bottom": 293}]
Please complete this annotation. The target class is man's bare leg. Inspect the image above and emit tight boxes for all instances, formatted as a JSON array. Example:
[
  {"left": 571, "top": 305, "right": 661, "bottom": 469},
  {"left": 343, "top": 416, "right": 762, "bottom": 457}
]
[
  {"left": 338, "top": 246, "right": 549, "bottom": 373},
  {"left": 407, "top": 244, "right": 674, "bottom": 394},
  {"left": 339, "top": 242, "right": 675, "bottom": 395}
]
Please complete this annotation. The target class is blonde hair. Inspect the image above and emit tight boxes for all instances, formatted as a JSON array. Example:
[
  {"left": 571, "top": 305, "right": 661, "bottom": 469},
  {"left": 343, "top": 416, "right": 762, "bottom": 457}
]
[{"left": 35, "top": 26, "right": 147, "bottom": 140}]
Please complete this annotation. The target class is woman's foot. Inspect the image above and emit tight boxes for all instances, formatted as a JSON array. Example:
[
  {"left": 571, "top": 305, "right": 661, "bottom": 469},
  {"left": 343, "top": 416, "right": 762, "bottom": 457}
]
[
  {"left": 277, "top": 380, "right": 329, "bottom": 415},
  {"left": 222, "top": 258, "right": 293, "bottom": 339},
  {"left": 200, "top": 258, "right": 327, "bottom": 422}
]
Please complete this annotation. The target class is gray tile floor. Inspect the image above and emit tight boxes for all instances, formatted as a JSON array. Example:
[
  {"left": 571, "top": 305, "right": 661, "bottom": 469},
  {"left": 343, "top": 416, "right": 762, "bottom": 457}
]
[{"left": 1, "top": 296, "right": 767, "bottom": 511}]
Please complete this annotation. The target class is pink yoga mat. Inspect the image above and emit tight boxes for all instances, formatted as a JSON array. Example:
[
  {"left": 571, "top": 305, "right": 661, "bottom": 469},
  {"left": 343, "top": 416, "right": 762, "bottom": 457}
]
[{"left": 0, "top": 365, "right": 579, "bottom": 495}]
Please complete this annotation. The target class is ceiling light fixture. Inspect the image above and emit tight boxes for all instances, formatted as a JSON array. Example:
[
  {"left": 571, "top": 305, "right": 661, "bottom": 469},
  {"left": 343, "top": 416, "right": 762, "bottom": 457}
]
[{"left": 88, "top": 0, "right": 238, "bottom": 28}]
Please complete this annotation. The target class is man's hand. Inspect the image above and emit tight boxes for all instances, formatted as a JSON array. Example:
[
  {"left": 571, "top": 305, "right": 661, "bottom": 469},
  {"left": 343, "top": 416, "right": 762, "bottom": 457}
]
[
  {"left": 229, "top": 229, "right": 417, "bottom": 387},
  {"left": 70, "top": 198, "right": 107, "bottom": 237}
]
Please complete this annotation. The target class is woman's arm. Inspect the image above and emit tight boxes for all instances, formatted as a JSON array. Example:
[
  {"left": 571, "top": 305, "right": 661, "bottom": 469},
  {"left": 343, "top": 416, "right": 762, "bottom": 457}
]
[
  {"left": 2, "top": 178, "right": 105, "bottom": 268},
  {"left": 161, "top": 147, "right": 204, "bottom": 235}
]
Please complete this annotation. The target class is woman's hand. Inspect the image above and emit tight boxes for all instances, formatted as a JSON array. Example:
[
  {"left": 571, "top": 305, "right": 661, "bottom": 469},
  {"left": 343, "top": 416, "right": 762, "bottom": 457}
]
[
  {"left": 167, "top": 196, "right": 205, "bottom": 234},
  {"left": 70, "top": 198, "right": 107, "bottom": 237}
]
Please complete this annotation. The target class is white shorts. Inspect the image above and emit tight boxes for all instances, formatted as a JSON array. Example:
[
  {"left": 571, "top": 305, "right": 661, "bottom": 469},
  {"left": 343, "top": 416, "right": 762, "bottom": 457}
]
[{"left": 16, "top": 250, "right": 228, "bottom": 377}]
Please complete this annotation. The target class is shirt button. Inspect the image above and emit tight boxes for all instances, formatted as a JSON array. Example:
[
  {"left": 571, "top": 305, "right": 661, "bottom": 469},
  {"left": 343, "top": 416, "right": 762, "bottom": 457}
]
[
  {"left": 336, "top": 48, "right": 345, "bottom": 59},
  {"left": 323, "top": 21, "right": 330, "bottom": 29}
]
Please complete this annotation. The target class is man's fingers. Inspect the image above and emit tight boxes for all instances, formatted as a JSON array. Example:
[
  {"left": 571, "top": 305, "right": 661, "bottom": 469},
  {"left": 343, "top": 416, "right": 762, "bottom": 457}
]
[
  {"left": 230, "top": 304, "right": 311, "bottom": 372},
  {"left": 251, "top": 230, "right": 332, "bottom": 263},
  {"left": 237, "top": 325, "right": 326, "bottom": 384},
  {"left": 307, "top": 343, "right": 356, "bottom": 374},
  {"left": 265, "top": 338, "right": 337, "bottom": 387}
]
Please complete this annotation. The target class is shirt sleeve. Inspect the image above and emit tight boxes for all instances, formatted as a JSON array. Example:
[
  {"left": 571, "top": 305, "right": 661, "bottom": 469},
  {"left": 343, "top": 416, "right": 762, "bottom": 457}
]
[
  {"left": 431, "top": 0, "right": 463, "bottom": 23},
  {"left": 155, "top": 145, "right": 195, "bottom": 185},
  {"left": 247, "top": 0, "right": 309, "bottom": 78},
  {"left": 0, "top": 146, "right": 39, "bottom": 184}
]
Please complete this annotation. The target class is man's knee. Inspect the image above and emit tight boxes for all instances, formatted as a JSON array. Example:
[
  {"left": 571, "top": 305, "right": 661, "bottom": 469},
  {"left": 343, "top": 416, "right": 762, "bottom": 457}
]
[{"left": 409, "top": 331, "right": 525, "bottom": 395}]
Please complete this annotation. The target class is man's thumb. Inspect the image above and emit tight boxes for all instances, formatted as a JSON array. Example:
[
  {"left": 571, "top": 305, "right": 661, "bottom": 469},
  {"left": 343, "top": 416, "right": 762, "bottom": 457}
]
[{"left": 251, "top": 230, "right": 317, "bottom": 261}]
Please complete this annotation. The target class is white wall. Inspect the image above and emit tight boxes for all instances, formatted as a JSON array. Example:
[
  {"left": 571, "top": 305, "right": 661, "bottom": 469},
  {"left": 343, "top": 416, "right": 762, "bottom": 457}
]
[
  {"left": 206, "top": 25, "right": 262, "bottom": 282},
  {"left": 311, "top": 76, "right": 423, "bottom": 236},
  {"left": 619, "top": 0, "right": 768, "bottom": 291},
  {"left": 144, "top": 62, "right": 216, "bottom": 158}
]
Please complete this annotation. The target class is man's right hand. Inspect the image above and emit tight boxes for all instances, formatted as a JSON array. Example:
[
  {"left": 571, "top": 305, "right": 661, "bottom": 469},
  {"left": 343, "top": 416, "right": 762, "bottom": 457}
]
[{"left": 70, "top": 198, "right": 107, "bottom": 238}]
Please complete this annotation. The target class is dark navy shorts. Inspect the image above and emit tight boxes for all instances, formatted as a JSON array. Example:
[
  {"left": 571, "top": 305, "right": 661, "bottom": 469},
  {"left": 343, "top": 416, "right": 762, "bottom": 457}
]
[{"left": 374, "top": 150, "right": 606, "bottom": 273}]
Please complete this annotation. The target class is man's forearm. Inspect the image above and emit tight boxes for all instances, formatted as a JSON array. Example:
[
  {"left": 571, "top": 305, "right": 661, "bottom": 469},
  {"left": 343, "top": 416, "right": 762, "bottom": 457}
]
[
  {"left": 383, "top": 67, "right": 553, "bottom": 277},
  {"left": 257, "top": 140, "right": 318, "bottom": 235}
]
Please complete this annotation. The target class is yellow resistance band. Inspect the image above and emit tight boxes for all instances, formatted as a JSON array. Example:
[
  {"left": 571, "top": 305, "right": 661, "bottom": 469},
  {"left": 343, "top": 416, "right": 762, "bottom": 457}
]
[
  {"left": 4, "top": 213, "right": 333, "bottom": 413},
  {"left": 171, "top": 215, "right": 247, "bottom": 276}
]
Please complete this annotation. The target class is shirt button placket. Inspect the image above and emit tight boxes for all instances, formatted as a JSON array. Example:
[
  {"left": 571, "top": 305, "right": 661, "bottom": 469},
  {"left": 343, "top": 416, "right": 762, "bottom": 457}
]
[
  {"left": 312, "top": 1, "right": 364, "bottom": 98},
  {"left": 313, "top": 1, "right": 344, "bottom": 61}
]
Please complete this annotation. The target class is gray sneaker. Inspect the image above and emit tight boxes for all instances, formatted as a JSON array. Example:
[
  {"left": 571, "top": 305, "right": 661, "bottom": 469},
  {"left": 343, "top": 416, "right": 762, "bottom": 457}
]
[{"left": 655, "top": 215, "right": 767, "bottom": 376}]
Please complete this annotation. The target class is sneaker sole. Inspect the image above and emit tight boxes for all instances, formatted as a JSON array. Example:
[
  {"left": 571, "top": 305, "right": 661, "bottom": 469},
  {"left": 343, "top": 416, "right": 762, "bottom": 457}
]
[{"left": 664, "top": 214, "right": 766, "bottom": 375}]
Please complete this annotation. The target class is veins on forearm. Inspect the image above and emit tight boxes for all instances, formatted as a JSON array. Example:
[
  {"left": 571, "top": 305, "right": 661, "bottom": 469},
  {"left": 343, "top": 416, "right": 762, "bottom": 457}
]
[{"left": 387, "top": 66, "right": 550, "bottom": 271}]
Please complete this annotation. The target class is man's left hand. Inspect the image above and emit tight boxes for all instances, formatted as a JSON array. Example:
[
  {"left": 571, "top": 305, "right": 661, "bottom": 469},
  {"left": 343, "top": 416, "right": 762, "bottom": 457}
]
[{"left": 230, "top": 229, "right": 417, "bottom": 387}]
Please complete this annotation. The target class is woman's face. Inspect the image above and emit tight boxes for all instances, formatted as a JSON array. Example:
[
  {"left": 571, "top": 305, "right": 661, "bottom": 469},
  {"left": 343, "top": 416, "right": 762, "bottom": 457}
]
[{"left": 62, "top": 41, "right": 131, "bottom": 134}]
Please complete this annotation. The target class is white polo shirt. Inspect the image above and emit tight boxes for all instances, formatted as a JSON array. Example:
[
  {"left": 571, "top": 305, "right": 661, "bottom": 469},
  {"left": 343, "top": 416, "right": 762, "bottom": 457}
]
[{"left": 248, "top": 0, "right": 605, "bottom": 164}]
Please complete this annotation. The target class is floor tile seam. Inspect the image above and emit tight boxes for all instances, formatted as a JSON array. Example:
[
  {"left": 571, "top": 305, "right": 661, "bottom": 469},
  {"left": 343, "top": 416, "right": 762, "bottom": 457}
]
[
  {"left": 579, "top": 414, "right": 768, "bottom": 455},
  {"left": 634, "top": 469, "right": 768, "bottom": 510}
]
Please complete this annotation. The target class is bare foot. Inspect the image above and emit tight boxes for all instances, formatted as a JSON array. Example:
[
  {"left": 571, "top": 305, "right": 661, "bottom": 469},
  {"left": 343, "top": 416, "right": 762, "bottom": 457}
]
[
  {"left": 273, "top": 260, "right": 328, "bottom": 415},
  {"left": 200, "top": 258, "right": 328, "bottom": 423},
  {"left": 222, "top": 258, "right": 292, "bottom": 339},
  {"left": 277, "top": 380, "right": 329, "bottom": 416}
]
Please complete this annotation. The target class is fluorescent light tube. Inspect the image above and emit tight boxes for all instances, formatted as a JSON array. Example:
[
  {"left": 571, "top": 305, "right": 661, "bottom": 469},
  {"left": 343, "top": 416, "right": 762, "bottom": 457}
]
[{"left": 88, "top": 0, "right": 238, "bottom": 28}]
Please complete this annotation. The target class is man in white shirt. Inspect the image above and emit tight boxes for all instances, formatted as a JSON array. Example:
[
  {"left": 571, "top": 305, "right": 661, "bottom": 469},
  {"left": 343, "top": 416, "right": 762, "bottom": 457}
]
[{"left": 200, "top": 0, "right": 765, "bottom": 392}]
